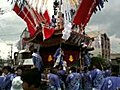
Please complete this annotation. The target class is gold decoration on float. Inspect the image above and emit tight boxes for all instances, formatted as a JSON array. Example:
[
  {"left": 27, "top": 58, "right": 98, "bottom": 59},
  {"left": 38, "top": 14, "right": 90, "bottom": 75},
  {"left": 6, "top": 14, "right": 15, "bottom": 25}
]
[
  {"left": 69, "top": 55, "right": 74, "bottom": 62},
  {"left": 48, "top": 55, "right": 53, "bottom": 62}
]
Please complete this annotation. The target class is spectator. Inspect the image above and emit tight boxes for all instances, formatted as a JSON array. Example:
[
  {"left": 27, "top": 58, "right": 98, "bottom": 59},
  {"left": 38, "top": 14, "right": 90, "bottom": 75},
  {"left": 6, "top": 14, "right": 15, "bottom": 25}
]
[
  {"left": 11, "top": 76, "right": 23, "bottom": 90},
  {"left": 11, "top": 66, "right": 24, "bottom": 90},
  {"left": 1, "top": 66, "right": 15, "bottom": 90},
  {"left": 21, "top": 68, "right": 41, "bottom": 90},
  {"left": 0, "top": 76, "right": 4, "bottom": 89},
  {"left": 15, "top": 66, "right": 24, "bottom": 76}
]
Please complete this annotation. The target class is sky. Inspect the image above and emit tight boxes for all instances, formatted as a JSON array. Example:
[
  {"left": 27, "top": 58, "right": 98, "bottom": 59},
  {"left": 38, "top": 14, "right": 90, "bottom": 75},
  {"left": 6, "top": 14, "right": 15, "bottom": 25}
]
[
  {"left": 87, "top": 0, "right": 120, "bottom": 53},
  {"left": 0, "top": 1, "right": 26, "bottom": 41},
  {"left": 0, "top": 0, "right": 120, "bottom": 59},
  {"left": 0, "top": 0, "right": 26, "bottom": 59}
]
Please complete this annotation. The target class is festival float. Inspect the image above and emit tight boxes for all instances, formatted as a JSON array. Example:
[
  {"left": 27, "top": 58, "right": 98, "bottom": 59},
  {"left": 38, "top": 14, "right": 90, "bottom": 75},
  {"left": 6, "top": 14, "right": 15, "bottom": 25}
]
[{"left": 8, "top": 0, "right": 108, "bottom": 67}]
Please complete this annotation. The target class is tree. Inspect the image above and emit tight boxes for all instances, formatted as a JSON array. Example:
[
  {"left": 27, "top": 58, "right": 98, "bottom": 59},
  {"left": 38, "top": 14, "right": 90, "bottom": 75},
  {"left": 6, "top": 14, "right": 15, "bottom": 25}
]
[{"left": 91, "top": 56, "right": 107, "bottom": 70}]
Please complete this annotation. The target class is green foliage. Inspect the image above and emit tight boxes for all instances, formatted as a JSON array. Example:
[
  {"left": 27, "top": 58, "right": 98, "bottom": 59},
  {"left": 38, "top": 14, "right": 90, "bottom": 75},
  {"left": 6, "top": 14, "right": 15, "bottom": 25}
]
[{"left": 91, "top": 56, "right": 106, "bottom": 70}]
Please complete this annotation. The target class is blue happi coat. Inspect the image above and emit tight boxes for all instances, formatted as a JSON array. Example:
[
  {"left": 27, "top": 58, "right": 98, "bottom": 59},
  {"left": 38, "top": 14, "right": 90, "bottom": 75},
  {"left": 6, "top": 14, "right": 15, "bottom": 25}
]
[
  {"left": 66, "top": 72, "right": 81, "bottom": 90},
  {"left": 84, "top": 53, "right": 91, "bottom": 67},
  {"left": 47, "top": 73, "right": 61, "bottom": 90},
  {"left": 100, "top": 76, "right": 120, "bottom": 90},
  {"left": 103, "top": 69, "right": 111, "bottom": 78},
  {"left": 32, "top": 52, "right": 43, "bottom": 71},
  {"left": 90, "top": 69, "right": 104, "bottom": 90},
  {"left": 1, "top": 73, "right": 16, "bottom": 90},
  {"left": 53, "top": 48, "right": 64, "bottom": 67},
  {"left": 0, "top": 76, "right": 5, "bottom": 88},
  {"left": 83, "top": 71, "right": 92, "bottom": 90}
]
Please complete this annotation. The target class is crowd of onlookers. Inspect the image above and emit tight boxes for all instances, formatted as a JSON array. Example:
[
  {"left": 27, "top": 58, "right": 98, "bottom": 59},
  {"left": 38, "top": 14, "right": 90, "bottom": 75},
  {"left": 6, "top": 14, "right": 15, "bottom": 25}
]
[
  {"left": 0, "top": 66, "right": 41, "bottom": 90},
  {"left": 0, "top": 64, "right": 120, "bottom": 90}
]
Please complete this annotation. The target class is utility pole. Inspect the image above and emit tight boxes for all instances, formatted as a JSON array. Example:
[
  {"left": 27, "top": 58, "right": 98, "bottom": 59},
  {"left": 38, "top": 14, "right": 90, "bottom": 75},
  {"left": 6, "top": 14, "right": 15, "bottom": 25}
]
[
  {"left": 7, "top": 43, "right": 14, "bottom": 65},
  {"left": 7, "top": 43, "right": 13, "bottom": 64}
]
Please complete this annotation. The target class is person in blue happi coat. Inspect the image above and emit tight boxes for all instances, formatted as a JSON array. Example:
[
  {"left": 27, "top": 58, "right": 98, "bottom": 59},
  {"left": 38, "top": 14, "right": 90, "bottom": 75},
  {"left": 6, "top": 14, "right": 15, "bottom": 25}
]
[
  {"left": 100, "top": 65, "right": 120, "bottom": 90},
  {"left": 53, "top": 48, "right": 64, "bottom": 68},
  {"left": 82, "top": 66, "right": 92, "bottom": 90},
  {"left": 47, "top": 68, "right": 61, "bottom": 90},
  {"left": 32, "top": 48, "right": 44, "bottom": 72},
  {"left": 57, "top": 66, "right": 66, "bottom": 90},
  {"left": 0, "top": 69, "right": 4, "bottom": 88},
  {"left": 66, "top": 66, "right": 82, "bottom": 90},
  {"left": 0, "top": 76, "right": 4, "bottom": 89},
  {"left": 102, "top": 66, "right": 111, "bottom": 78},
  {"left": 90, "top": 65, "right": 104, "bottom": 90},
  {"left": 1, "top": 66, "right": 15, "bottom": 90}
]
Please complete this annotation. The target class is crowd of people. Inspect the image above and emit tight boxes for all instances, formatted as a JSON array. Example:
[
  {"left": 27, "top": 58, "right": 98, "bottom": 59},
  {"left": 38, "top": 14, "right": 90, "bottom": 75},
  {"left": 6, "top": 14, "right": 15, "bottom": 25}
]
[
  {"left": 37, "top": 64, "right": 120, "bottom": 90},
  {"left": 40, "top": 65, "right": 115, "bottom": 90},
  {"left": 0, "top": 63, "right": 120, "bottom": 90},
  {"left": 0, "top": 48, "right": 120, "bottom": 90},
  {"left": 0, "top": 66, "right": 41, "bottom": 90}
]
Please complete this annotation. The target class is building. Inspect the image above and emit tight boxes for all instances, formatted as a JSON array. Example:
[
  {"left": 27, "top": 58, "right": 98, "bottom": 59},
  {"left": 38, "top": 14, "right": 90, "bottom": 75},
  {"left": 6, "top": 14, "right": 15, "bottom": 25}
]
[
  {"left": 101, "top": 33, "right": 110, "bottom": 60},
  {"left": 90, "top": 33, "right": 110, "bottom": 60},
  {"left": 111, "top": 53, "right": 120, "bottom": 73},
  {"left": 111, "top": 53, "right": 120, "bottom": 65}
]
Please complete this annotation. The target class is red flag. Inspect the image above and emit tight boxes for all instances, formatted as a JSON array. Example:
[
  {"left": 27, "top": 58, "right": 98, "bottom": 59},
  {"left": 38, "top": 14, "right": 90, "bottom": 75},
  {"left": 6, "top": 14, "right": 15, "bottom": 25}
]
[
  {"left": 83, "top": 1, "right": 97, "bottom": 28},
  {"left": 13, "top": 1, "right": 53, "bottom": 40},
  {"left": 42, "top": 27, "right": 55, "bottom": 40},
  {"left": 13, "top": 3, "right": 36, "bottom": 36},
  {"left": 43, "top": 9, "right": 50, "bottom": 24},
  {"left": 13, "top": 2, "right": 45, "bottom": 37},
  {"left": 72, "top": 0, "right": 95, "bottom": 26},
  {"left": 31, "top": 8, "right": 46, "bottom": 25},
  {"left": 41, "top": 0, "right": 51, "bottom": 24}
]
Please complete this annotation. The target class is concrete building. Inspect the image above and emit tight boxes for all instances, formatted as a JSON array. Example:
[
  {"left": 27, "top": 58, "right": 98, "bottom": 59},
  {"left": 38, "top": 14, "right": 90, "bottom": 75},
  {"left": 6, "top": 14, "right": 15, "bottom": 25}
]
[
  {"left": 101, "top": 33, "right": 110, "bottom": 60},
  {"left": 111, "top": 53, "right": 120, "bottom": 65},
  {"left": 89, "top": 33, "right": 110, "bottom": 60},
  {"left": 111, "top": 53, "right": 120, "bottom": 73}
]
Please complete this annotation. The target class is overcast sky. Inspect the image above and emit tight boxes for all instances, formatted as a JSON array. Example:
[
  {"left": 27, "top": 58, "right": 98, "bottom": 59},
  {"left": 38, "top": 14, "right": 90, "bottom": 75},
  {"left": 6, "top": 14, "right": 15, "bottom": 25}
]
[
  {"left": 0, "top": 0, "right": 26, "bottom": 42},
  {"left": 0, "top": 0, "right": 120, "bottom": 54},
  {"left": 87, "top": 0, "right": 120, "bottom": 53}
]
